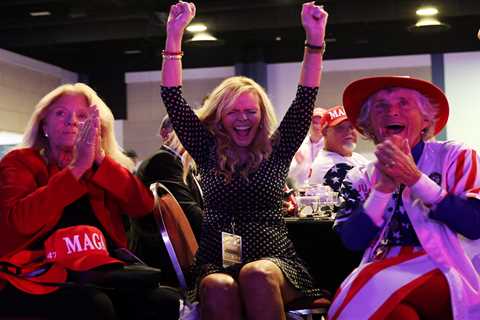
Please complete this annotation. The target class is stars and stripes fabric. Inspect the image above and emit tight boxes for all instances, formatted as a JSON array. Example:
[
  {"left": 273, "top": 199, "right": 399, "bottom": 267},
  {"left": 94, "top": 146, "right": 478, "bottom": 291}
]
[
  {"left": 330, "top": 140, "right": 480, "bottom": 319},
  {"left": 328, "top": 247, "right": 434, "bottom": 320},
  {"left": 323, "top": 163, "right": 353, "bottom": 193},
  {"left": 308, "top": 150, "right": 369, "bottom": 188},
  {"left": 384, "top": 186, "right": 420, "bottom": 246}
]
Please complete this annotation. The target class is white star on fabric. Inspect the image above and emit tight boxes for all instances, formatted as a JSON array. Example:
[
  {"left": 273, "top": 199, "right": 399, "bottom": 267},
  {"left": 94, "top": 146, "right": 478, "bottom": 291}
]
[
  {"left": 393, "top": 231, "right": 401, "bottom": 239},
  {"left": 332, "top": 177, "right": 340, "bottom": 184},
  {"left": 330, "top": 166, "right": 339, "bottom": 173}
]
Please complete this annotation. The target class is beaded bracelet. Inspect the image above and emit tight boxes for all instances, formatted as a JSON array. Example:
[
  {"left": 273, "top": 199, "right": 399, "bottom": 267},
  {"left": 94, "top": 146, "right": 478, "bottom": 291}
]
[{"left": 161, "top": 50, "right": 184, "bottom": 60}]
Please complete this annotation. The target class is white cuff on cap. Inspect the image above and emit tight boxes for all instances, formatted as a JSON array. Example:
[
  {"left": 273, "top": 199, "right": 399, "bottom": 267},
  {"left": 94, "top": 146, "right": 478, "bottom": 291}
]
[
  {"left": 363, "top": 189, "right": 392, "bottom": 227},
  {"left": 410, "top": 173, "right": 447, "bottom": 206}
]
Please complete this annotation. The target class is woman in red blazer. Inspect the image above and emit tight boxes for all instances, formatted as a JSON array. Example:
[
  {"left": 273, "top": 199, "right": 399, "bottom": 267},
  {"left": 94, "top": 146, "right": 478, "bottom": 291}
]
[{"left": 0, "top": 83, "right": 179, "bottom": 320}]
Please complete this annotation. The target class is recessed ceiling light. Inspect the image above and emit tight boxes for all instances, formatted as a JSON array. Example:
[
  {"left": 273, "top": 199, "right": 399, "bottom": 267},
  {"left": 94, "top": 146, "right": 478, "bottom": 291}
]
[
  {"left": 186, "top": 24, "right": 207, "bottom": 33},
  {"left": 416, "top": 6, "right": 439, "bottom": 16},
  {"left": 185, "top": 31, "right": 224, "bottom": 47},
  {"left": 29, "top": 11, "right": 51, "bottom": 17},
  {"left": 408, "top": 17, "right": 450, "bottom": 33},
  {"left": 124, "top": 50, "right": 142, "bottom": 55},
  {"left": 415, "top": 17, "right": 442, "bottom": 27},
  {"left": 275, "top": 36, "right": 282, "bottom": 41},
  {"left": 188, "top": 32, "right": 217, "bottom": 42}
]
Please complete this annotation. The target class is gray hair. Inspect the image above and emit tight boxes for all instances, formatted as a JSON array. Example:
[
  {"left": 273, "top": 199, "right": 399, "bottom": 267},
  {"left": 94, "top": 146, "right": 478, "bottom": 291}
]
[{"left": 357, "top": 87, "right": 439, "bottom": 143}]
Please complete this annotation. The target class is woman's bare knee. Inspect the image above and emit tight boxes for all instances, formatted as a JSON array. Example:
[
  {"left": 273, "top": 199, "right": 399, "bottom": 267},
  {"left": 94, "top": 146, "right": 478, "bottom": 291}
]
[
  {"left": 200, "top": 273, "right": 239, "bottom": 302},
  {"left": 200, "top": 274, "right": 241, "bottom": 320}
]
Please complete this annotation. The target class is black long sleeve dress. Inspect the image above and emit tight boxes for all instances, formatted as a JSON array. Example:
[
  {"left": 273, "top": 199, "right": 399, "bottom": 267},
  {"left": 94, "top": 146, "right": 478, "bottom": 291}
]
[{"left": 161, "top": 85, "right": 323, "bottom": 298}]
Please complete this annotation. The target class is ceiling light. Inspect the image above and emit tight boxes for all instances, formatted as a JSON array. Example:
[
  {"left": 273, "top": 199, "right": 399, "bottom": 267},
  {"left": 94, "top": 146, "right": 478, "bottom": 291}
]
[
  {"left": 188, "top": 32, "right": 218, "bottom": 42},
  {"left": 186, "top": 24, "right": 207, "bottom": 33},
  {"left": 408, "top": 17, "right": 450, "bottom": 33},
  {"left": 29, "top": 11, "right": 51, "bottom": 17},
  {"left": 275, "top": 36, "right": 282, "bottom": 41},
  {"left": 416, "top": 6, "right": 439, "bottom": 16},
  {"left": 124, "top": 50, "right": 142, "bottom": 55},
  {"left": 415, "top": 17, "right": 442, "bottom": 27},
  {"left": 185, "top": 31, "right": 223, "bottom": 47}
]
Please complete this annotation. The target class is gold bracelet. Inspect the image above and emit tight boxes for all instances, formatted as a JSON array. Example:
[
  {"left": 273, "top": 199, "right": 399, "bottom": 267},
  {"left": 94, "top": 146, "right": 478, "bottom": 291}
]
[
  {"left": 304, "top": 41, "right": 326, "bottom": 55},
  {"left": 162, "top": 54, "right": 183, "bottom": 60}
]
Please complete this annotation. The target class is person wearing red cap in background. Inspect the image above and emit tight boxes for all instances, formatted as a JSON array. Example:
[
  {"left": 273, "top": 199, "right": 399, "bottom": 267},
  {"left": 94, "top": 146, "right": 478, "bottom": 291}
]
[
  {"left": 288, "top": 107, "right": 326, "bottom": 187},
  {"left": 308, "top": 105, "right": 368, "bottom": 193},
  {"left": 328, "top": 76, "right": 480, "bottom": 320},
  {"left": 0, "top": 83, "right": 180, "bottom": 319}
]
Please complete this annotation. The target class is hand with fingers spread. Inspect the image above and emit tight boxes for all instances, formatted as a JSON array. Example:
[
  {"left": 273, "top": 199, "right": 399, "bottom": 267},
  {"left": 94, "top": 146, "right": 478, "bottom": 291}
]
[{"left": 301, "top": 1, "right": 328, "bottom": 47}]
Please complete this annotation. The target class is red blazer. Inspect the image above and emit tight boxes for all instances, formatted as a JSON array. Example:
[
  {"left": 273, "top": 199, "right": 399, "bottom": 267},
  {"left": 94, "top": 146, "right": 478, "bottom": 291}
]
[{"left": 0, "top": 148, "right": 154, "bottom": 258}]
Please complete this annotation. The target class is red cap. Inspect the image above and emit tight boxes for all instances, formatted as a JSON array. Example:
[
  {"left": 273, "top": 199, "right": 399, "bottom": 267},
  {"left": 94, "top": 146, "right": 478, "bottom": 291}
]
[
  {"left": 0, "top": 250, "right": 67, "bottom": 295},
  {"left": 320, "top": 106, "right": 348, "bottom": 128},
  {"left": 343, "top": 76, "right": 449, "bottom": 135},
  {"left": 44, "top": 225, "right": 124, "bottom": 272}
]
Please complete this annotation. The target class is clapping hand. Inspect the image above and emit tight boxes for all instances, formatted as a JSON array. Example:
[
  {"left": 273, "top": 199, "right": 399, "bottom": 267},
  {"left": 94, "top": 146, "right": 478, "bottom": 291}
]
[
  {"left": 69, "top": 107, "right": 102, "bottom": 178},
  {"left": 301, "top": 2, "right": 328, "bottom": 46},
  {"left": 375, "top": 136, "right": 421, "bottom": 188}
]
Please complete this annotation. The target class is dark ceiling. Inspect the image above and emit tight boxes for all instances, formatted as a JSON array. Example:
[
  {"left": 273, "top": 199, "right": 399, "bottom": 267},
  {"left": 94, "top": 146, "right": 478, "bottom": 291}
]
[
  {"left": 2, "top": 0, "right": 480, "bottom": 74},
  {"left": 1, "top": 0, "right": 479, "bottom": 119}
]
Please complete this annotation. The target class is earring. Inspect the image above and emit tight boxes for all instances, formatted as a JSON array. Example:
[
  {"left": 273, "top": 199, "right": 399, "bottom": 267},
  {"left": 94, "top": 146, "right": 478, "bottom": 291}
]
[{"left": 44, "top": 131, "right": 48, "bottom": 138}]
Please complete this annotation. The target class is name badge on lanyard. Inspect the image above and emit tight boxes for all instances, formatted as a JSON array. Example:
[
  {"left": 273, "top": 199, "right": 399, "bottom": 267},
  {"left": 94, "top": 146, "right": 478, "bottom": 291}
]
[{"left": 221, "top": 232, "right": 242, "bottom": 268}]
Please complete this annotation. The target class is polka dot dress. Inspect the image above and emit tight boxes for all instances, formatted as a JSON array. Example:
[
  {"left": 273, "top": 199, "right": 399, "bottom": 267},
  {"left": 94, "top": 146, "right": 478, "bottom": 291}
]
[{"left": 161, "top": 85, "right": 323, "bottom": 299}]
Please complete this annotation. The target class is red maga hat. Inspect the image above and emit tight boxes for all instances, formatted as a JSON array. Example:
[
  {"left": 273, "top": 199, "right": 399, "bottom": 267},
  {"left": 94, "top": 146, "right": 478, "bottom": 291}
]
[
  {"left": 0, "top": 250, "right": 67, "bottom": 295},
  {"left": 320, "top": 106, "right": 348, "bottom": 128},
  {"left": 44, "top": 225, "right": 124, "bottom": 272},
  {"left": 0, "top": 226, "right": 124, "bottom": 295},
  {"left": 342, "top": 76, "right": 449, "bottom": 135}
]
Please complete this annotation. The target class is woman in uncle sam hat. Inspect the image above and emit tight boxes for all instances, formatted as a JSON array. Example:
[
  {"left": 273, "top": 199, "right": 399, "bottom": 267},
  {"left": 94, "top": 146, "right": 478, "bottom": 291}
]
[
  {"left": 0, "top": 83, "right": 180, "bottom": 319},
  {"left": 328, "top": 76, "right": 480, "bottom": 319}
]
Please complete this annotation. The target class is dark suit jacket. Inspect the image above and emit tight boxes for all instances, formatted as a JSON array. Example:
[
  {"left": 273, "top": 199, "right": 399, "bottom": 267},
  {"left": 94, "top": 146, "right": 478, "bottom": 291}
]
[{"left": 136, "top": 145, "right": 203, "bottom": 238}]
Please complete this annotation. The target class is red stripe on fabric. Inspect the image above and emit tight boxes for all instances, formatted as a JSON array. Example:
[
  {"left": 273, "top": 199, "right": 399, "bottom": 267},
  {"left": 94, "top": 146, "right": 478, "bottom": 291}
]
[
  {"left": 453, "top": 150, "right": 467, "bottom": 192},
  {"left": 399, "top": 246, "right": 414, "bottom": 255},
  {"left": 369, "top": 269, "right": 438, "bottom": 320},
  {"left": 465, "top": 150, "right": 478, "bottom": 191},
  {"left": 330, "top": 250, "right": 425, "bottom": 320},
  {"left": 469, "top": 187, "right": 480, "bottom": 194}
]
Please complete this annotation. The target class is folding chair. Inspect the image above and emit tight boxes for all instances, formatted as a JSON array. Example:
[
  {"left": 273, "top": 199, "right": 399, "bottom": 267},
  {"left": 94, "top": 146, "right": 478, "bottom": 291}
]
[{"left": 150, "top": 182, "right": 198, "bottom": 291}]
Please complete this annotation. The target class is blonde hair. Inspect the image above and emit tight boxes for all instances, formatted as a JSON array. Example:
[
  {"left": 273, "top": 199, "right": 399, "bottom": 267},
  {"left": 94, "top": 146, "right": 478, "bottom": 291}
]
[
  {"left": 20, "top": 83, "right": 134, "bottom": 171},
  {"left": 184, "top": 76, "right": 278, "bottom": 182}
]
